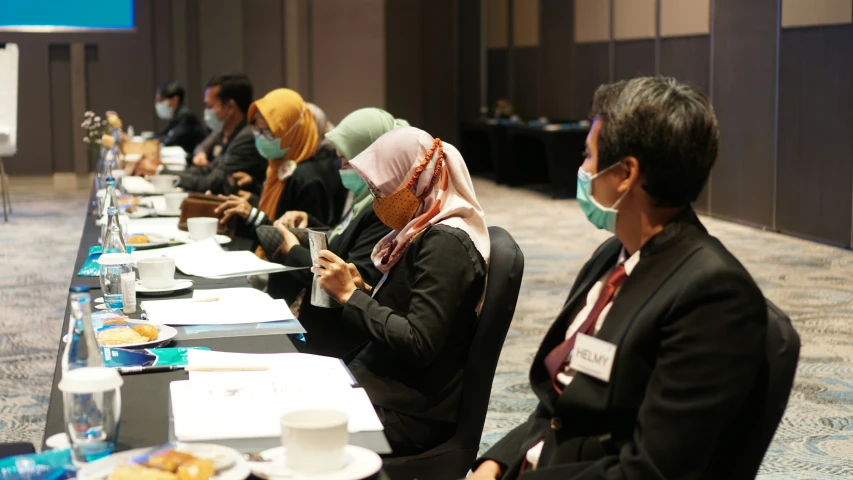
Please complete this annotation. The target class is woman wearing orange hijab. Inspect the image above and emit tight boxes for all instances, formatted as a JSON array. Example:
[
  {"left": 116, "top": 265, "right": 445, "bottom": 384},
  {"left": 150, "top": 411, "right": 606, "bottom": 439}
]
[{"left": 215, "top": 89, "right": 346, "bottom": 254}]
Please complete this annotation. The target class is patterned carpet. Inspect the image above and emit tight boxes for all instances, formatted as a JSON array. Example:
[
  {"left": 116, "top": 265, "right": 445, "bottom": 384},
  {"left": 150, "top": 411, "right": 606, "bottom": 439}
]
[{"left": 1, "top": 179, "right": 852, "bottom": 477}]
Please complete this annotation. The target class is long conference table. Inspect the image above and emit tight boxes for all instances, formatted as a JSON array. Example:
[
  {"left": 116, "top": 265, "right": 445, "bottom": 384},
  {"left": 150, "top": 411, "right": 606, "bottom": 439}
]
[{"left": 42, "top": 187, "right": 391, "bottom": 476}]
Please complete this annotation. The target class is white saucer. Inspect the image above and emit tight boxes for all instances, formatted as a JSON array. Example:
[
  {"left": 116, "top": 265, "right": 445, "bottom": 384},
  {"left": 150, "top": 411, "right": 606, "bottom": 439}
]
[
  {"left": 94, "top": 297, "right": 104, "bottom": 303},
  {"left": 135, "top": 278, "right": 193, "bottom": 294},
  {"left": 251, "top": 445, "right": 382, "bottom": 480}
]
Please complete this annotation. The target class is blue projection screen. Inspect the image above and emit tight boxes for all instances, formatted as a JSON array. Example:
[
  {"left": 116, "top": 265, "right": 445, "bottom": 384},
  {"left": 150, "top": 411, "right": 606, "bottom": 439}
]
[{"left": 0, "top": 0, "right": 134, "bottom": 31}]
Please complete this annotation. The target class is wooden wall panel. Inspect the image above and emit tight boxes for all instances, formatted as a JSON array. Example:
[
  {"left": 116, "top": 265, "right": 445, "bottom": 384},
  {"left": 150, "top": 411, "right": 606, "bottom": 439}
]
[
  {"left": 538, "top": 0, "right": 574, "bottom": 120},
  {"left": 575, "top": 0, "right": 611, "bottom": 43},
  {"left": 613, "top": 40, "right": 655, "bottom": 80},
  {"left": 660, "top": 0, "right": 710, "bottom": 37},
  {"left": 614, "top": 0, "right": 656, "bottom": 40},
  {"left": 385, "top": 0, "right": 423, "bottom": 126},
  {"left": 242, "top": 0, "right": 285, "bottom": 99},
  {"left": 458, "top": 0, "right": 483, "bottom": 121},
  {"left": 48, "top": 45, "right": 72, "bottom": 174},
  {"left": 710, "top": 0, "right": 777, "bottom": 226},
  {"left": 572, "top": 42, "right": 609, "bottom": 119},
  {"left": 513, "top": 47, "right": 539, "bottom": 119},
  {"left": 776, "top": 25, "right": 853, "bottom": 246},
  {"left": 782, "top": 0, "right": 852, "bottom": 28}
]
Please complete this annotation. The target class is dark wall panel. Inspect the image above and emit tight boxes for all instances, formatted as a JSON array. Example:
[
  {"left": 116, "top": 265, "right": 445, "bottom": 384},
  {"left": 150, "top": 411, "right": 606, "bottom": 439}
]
[
  {"left": 513, "top": 47, "right": 539, "bottom": 119},
  {"left": 385, "top": 0, "right": 423, "bottom": 126},
  {"left": 486, "top": 48, "right": 509, "bottom": 111},
  {"left": 242, "top": 0, "right": 285, "bottom": 99},
  {"left": 710, "top": 0, "right": 777, "bottom": 226},
  {"left": 420, "top": 0, "right": 458, "bottom": 144},
  {"left": 776, "top": 25, "right": 853, "bottom": 246},
  {"left": 613, "top": 40, "right": 655, "bottom": 81},
  {"left": 659, "top": 36, "right": 710, "bottom": 94},
  {"left": 660, "top": 35, "right": 711, "bottom": 213},
  {"left": 7, "top": 44, "right": 52, "bottom": 175},
  {"left": 152, "top": 0, "right": 175, "bottom": 133},
  {"left": 572, "top": 42, "right": 609, "bottom": 119},
  {"left": 458, "top": 0, "right": 482, "bottom": 121},
  {"left": 48, "top": 45, "right": 73, "bottom": 174},
  {"left": 539, "top": 0, "right": 574, "bottom": 120}
]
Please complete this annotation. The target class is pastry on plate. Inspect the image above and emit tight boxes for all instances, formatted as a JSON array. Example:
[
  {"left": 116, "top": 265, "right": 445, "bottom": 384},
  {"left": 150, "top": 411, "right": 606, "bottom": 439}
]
[
  {"left": 127, "top": 234, "right": 150, "bottom": 245},
  {"left": 131, "top": 323, "right": 159, "bottom": 341},
  {"left": 176, "top": 459, "right": 215, "bottom": 480},
  {"left": 97, "top": 327, "right": 148, "bottom": 346},
  {"left": 146, "top": 450, "right": 196, "bottom": 473},
  {"left": 108, "top": 465, "right": 177, "bottom": 480}
]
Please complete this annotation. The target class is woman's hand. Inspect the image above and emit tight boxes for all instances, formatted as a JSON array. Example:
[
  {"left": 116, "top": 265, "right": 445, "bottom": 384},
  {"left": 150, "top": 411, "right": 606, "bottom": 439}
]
[
  {"left": 192, "top": 151, "right": 209, "bottom": 167},
  {"left": 468, "top": 460, "right": 503, "bottom": 480},
  {"left": 311, "top": 250, "right": 357, "bottom": 304},
  {"left": 213, "top": 195, "right": 251, "bottom": 223},
  {"left": 274, "top": 222, "right": 302, "bottom": 257},
  {"left": 278, "top": 210, "right": 309, "bottom": 228},
  {"left": 231, "top": 171, "right": 253, "bottom": 188},
  {"left": 348, "top": 264, "right": 372, "bottom": 293}
]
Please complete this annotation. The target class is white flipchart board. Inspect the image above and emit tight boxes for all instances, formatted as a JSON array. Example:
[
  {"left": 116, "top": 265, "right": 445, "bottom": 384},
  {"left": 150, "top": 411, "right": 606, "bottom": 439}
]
[{"left": 0, "top": 43, "right": 19, "bottom": 157}]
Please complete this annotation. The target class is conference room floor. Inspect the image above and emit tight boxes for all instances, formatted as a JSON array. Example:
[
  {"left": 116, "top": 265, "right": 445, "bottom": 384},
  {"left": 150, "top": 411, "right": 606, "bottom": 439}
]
[{"left": 1, "top": 178, "right": 851, "bottom": 478}]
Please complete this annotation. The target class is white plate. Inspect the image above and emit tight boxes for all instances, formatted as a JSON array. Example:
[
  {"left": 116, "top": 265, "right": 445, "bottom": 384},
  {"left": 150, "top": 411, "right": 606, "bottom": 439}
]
[
  {"left": 77, "top": 443, "right": 250, "bottom": 480},
  {"left": 95, "top": 297, "right": 104, "bottom": 303},
  {"left": 251, "top": 445, "right": 382, "bottom": 480},
  {"left": 63, "top": 321, "right": 178, "bottom": 349},
  {"left": 126, "top": 233, "right": 171, "bottom": 249},
  {"left": 127, "top": 206, "right": 154, "bottom": 219},
  {"left": 135, "top": 278, "right": 193, "bottom": 294},
  {"left": 188, "top": 234, "right": 232, "bottom": 245}
]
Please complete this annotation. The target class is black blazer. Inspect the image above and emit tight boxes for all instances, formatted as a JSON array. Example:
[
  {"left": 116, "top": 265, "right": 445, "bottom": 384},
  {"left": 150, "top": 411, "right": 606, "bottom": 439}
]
[
  {"left": 156, "top": 105, "right": 206, "bottom": 159},
  {"left": 175, "top": 121, "right": 267, "bottom": 196},
  {"left": 478, "top": 208, "right": 768, "bottom": 480},
  {"left": 269, "top": 206, "right": 392, "bottom": 358},
  {"left": 344, "top": 225, "right": 487, "bottom": 424}
]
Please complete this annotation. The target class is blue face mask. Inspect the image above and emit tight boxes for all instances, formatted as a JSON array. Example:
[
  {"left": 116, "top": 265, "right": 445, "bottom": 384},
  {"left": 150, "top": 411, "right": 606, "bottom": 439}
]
[
  {"left": 254, "top": 133, "right": 291, "bottom": 160},
  {"left": 339, "top": 169, "right": 367, "bottom": 196},
  {"left": 204, "top": 108, "right": 221, "bottom": 131},
  {"left": 155, "top": 101, "right": 173, "bottom": 120},
  {"left": 576, "top": 163, "right": 629, "bottom": 233}
]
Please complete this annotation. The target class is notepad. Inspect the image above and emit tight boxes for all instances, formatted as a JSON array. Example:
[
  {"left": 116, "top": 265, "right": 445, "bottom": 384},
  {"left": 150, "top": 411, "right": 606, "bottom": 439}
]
[
  {"left": 141, "top": 297, "right": 296, "bottom": 325},
  {"left": 175, "top": 250, "right": 307, "bottom": 278}
]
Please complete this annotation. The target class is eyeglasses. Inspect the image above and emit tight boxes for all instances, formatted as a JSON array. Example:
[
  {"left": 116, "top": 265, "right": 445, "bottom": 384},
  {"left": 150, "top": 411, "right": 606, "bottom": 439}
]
[
  {"left": 367, "top": 184, "right": 383, "bottom": 199},
  {"left": 251, "top": 126, "right": 275, "bottom": 141}
]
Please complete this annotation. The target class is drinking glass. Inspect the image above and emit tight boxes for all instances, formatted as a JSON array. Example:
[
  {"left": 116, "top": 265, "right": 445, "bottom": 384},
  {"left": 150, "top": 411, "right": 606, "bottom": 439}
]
[{"left": 59, "top": 367, "right": 123, "bottom": 466}]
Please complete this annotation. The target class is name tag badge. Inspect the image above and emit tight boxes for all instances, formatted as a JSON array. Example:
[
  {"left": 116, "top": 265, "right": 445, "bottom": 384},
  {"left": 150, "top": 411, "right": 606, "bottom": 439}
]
[{"left": 569, "top": 333, "right": 617, "bottom": 383}]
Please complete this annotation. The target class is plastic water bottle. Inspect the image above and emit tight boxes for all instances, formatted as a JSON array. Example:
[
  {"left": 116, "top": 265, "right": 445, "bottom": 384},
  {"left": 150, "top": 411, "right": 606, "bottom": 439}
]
[
  {"left": 61, "top": 286, "right": 104, "bottom": 372},
  {"left": 102, "top": 207, "right": 127, "bottom": 254},
  {"left": 102, "top": 177, "right": 119, "bottom": 216},
  {"left": 98, "top": 253, "right": 134, "bottom": 309}
]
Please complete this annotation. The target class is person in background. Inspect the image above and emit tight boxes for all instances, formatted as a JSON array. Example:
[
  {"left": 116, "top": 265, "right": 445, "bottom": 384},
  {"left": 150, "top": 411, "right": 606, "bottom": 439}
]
[
  {"left": 308, "top": 102, "right": 335, "bottom": 155},
  {"left": 267, "top": 108, "right": 408, "bottom": 358},
  {"left": 469, "top": 77, "right": 768, "bottom": 480},
  {"left": 311, "top": 126, "right": 490, "bottom": 456},
  {"left": 138, "top": 73, "right": 267, "bottom": 196},
  {"left": 153, "top": 81, "right": 206, "bottom": 161},
  {"left": 214, "top": 88, "right": 346, "bottom": 257}
]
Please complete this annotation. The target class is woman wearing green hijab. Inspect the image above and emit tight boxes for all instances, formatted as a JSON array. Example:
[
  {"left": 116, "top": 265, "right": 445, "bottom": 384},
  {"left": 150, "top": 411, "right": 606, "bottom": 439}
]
[{"left": 268, "top": 107, "right": 409, "bottom": 358}]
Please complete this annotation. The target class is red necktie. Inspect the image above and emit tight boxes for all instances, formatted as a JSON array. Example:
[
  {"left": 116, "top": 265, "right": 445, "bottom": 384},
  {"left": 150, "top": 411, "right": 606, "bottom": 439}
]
[{"left": 544, "top": 264, "right": 628, "bottom": 394}]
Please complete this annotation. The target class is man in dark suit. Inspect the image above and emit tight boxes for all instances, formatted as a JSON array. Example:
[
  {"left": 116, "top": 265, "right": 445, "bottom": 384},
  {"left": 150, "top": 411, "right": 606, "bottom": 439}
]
[
  {"left": 147, "top": 73, "right": 267, "bottom": 196},
  {"left": 153, "top": 81, "right": 206, "bottom": 159},
  {"left": 470, "top": 77, "right": 768, "bottom": 479}
]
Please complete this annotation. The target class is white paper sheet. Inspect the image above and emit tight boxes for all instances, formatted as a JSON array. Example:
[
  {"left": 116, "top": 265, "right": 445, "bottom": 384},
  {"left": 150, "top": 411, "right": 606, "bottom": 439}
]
[
  {"left": 142, "top": 297, "right": 295, "bottom": 325},
  {"left": 191, "top": 287, "right": 273, "bottom": 303},
  {"left": 170, "top": 381, "right": 383, "bottom": 441},
  {"left": 186, "top": 350, "right": 355, "bottom": 385},
  {"left": 175, "top": 250, "right": 302, "bottom": 278},
  {"left": 161, "top": 146, "right": 188, "bottom": 163},
  {"left": 130, "top": 237, "right": 224, "bottom": 262},
  {"left": 122, "top": 176, "right": 156, "bottom": 195}
]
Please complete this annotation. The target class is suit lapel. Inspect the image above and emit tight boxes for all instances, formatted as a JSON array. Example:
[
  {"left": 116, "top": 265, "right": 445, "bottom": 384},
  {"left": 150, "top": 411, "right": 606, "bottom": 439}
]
[
  {"left": 529, "top": 240, "right": 622, "bottom": 408},
  {"left": 556, "top": 210, "right": 705, "bottom": 411}
]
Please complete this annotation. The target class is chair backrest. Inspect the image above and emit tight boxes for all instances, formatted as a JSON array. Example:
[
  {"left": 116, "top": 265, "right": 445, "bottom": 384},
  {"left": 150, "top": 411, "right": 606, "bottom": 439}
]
[
  {"left": 455, "top": 226, "right": 525, "bottom": 448},
  {"left": 757, "top": 301, "right": 800, "bottom": 460}
]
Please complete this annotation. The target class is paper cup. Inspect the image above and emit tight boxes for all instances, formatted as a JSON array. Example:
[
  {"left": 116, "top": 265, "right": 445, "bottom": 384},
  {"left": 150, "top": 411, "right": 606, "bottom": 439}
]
[
  {"left": 280, "top": 409, "right": 348, "bottom": 474},
  {"left": 187, "top": 217, "right": 218, "bottom": 241}
]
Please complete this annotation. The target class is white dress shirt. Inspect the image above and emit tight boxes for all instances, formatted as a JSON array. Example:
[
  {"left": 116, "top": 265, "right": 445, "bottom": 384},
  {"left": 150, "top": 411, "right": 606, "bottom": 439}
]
[{"left": 525, "top": 249, "right": 641, "bottom": 469}]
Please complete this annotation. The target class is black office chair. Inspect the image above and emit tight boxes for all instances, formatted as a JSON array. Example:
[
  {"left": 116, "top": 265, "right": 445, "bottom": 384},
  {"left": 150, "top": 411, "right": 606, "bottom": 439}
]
[
  {"left": 382, "top": 226, "right": 525, "bottom": 480},
  {"left": 744, "top": 300, "right": 801, "bottom": 476}
]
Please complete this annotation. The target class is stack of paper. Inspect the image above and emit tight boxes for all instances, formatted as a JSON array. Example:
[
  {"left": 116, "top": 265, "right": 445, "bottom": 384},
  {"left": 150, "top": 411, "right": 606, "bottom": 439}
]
[
  {"left": 122, "top": 176, "right": 156, "bottom": 195},
  {"left": 170, "top": 351, "right": 383, "bottom": 441},
  {"left": 160, "top": 146, "right": 188, "bottom": 167},
  {"left": 175, "top": 250, "right": 305, "bottom": 278},
  {"left": 142, "top": 291, "right": 296, "bottom": 325},
  {"left": 130, "top": 237, "right": 224, "bottom": 262}
]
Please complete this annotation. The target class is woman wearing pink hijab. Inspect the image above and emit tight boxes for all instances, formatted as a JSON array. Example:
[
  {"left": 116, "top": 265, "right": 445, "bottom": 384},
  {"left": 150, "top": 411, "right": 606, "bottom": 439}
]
[{"left": 312, "top": 126, "right": 490, "bottom": 456}]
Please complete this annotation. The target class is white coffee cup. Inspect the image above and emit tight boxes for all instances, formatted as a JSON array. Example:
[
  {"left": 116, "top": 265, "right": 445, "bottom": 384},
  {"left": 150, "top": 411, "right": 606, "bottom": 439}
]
[
  {"left": 164, "top": 192, "right": 189, "bottom": 212},
  {"left": 280, "top": 409, "right": 349, "bottom": 474},
  {"left": 150, "top": 174, "right": 180, "bottom": 193},
  {"left": 136, "top": 257, "right": 176, "bottom": 289},
  {"left": 187, "top": 217, "right": 218, "bottom": 241}
]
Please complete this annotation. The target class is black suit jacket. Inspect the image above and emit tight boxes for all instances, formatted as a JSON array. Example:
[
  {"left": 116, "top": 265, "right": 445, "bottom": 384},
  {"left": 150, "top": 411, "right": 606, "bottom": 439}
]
[
  {"left": 478, "top": 208, "right": 768, "bottom": 480},
  {"left": 268, "top": 206, "right": 392, "bottom": 358},
  {"left": 344, "top": 225, "right": 487, "bottom": 424},
  {"left": 175, "top": 121, "right": 267, "bottom": 196},
  {"left": 156, "top": 105, "right": 206, "bottom": 159}
]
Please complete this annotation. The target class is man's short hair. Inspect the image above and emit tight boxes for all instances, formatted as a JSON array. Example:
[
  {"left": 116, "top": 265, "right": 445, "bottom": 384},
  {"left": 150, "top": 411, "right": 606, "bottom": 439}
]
[
  {"left": 590, "top": 76, "right": 720, "bottom": 207},
  {"left": 206, "top": 73, "right": 253, "bottom": 114},
  {"left": 156, "top": 81, "right": 185, "bottom": 106}
]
